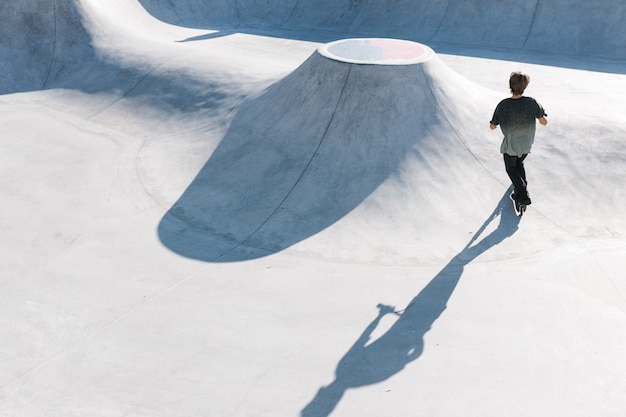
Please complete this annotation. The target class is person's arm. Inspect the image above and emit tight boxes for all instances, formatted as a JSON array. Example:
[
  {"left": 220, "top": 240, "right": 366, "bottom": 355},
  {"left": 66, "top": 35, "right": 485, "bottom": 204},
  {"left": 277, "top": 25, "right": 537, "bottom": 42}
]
[
  {"left": 490, "top": 104, "right": 500, "bottom": 130},
  {"left": 538, "top": 116, "right": 547, "bottom": 126}
]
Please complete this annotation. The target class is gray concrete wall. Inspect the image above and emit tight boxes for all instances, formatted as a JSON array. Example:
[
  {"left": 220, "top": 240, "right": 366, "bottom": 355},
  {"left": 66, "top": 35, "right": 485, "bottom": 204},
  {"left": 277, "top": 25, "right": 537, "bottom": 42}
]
[{"left": 138, "top": 0, "right": 626, "bottom": 59}]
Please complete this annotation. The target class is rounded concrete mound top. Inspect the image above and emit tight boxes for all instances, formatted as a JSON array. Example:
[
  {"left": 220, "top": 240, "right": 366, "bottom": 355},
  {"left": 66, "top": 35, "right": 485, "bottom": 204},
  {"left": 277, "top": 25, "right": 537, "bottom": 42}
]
[{"left": 318, "top": 38, "right": 434, "bottom": 65}]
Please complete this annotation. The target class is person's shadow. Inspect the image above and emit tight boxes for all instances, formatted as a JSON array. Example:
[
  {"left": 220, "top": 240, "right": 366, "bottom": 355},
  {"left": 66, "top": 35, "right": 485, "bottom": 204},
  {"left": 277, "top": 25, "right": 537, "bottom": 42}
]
[{"left": 301, "top": 188, "right": 520, "bottom": 417}]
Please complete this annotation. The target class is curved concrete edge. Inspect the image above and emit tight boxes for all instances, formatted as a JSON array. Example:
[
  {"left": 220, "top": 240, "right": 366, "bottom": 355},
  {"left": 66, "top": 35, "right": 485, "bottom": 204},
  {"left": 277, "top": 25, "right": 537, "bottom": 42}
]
[
  {"left": 318, "top": 38, "right": 435, "bottom": 66},
  {"left": 137, "top": 0, "right": 626, "bottom": 61}
]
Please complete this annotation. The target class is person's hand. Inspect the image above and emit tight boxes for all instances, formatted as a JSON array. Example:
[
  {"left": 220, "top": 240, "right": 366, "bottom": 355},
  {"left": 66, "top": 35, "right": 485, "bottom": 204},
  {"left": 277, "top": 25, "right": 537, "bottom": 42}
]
[{"left": 376, "top": 303, "right": 397, "bottom": 315}]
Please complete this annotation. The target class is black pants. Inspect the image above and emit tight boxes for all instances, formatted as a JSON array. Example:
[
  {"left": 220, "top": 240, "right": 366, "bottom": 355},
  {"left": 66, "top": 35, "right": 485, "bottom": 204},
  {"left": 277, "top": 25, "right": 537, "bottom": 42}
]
[{"left": 503, "top": 153, "right": 528, "bottom": 197}]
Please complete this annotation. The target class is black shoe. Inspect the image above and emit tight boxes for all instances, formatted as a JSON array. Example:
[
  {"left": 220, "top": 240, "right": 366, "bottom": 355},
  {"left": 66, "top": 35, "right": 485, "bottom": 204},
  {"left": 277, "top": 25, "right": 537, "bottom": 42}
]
[
  {"left": 512, "top": 190, "right": 531, "bottom": 205},
  {"left": 519, "top": 192, "right": 531, "bottom": 205}
]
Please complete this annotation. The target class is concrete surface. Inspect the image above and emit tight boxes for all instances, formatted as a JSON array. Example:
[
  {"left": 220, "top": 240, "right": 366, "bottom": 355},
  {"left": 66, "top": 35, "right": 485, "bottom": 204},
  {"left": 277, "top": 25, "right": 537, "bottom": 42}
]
[{"left": 1, "top": 1, "right": 626, "bottom": 416}]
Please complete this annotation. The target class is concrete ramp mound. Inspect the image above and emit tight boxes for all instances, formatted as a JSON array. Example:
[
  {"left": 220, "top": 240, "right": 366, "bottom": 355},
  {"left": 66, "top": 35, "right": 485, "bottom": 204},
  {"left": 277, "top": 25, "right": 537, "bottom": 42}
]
[{"left": 158, "top": 39, "right": 499, "bottom": 263}]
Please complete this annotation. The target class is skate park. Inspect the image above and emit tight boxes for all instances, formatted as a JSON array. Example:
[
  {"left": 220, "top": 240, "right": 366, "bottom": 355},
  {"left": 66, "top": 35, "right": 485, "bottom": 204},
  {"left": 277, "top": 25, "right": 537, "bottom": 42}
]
[{"left": 1, "top": 1, "right": 626, "bottom": 416}]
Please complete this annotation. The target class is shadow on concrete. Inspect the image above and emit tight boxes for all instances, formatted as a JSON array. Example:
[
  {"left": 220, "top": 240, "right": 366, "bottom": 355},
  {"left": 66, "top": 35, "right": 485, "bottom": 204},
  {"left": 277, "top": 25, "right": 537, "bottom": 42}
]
[
  {"left": 0, "top": 0, "right": 242, "bottom": 119},
  {"left": 157, "top": 52, "right": 456, "bottom": 263},
  {"left": 140, "top": 0, "right": 626, "bottom": 74},
  {"left": 300, "top": 189, "right": 520, "bottom": 417},
  {"left": 176, "top": 27, "right": 626, "bottom": 74},
  {"left": 3, "top": 0, "right": 625, "bottom": 99},
  {"left": 175, "top": 27, "right": 341, "bottom": 44}
]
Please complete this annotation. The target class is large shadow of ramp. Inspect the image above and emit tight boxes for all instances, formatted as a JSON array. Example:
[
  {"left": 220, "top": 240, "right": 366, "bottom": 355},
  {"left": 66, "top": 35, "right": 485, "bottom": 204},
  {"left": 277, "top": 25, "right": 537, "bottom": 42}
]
[
  {"left": 157, "top": 44, "right": 482, "bottom": 262},
  {"left": 300, "top": 189, "right": 520, "bottom": 417}
]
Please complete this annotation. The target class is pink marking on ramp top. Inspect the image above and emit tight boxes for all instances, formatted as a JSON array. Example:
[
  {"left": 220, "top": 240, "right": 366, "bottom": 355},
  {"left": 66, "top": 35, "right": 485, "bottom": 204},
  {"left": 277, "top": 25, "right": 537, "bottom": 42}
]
[{"left": 318, "top": 38, "right": 434, "bottom": 65}]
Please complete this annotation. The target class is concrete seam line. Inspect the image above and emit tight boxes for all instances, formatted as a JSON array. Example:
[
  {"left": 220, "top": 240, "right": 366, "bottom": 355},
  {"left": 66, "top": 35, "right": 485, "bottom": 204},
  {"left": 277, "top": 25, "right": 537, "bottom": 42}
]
[
  {"left": 517, "top": 0, "right": 542, "bottom": 60},
  {"left": 216, "top": 61, "right": 353, "bottom": 260},
  {"left": 419, "top": 63, "right": 504, "bottom": 187},
  {"left": 42, "top": 0, "right": 58, "bottom": 90}
]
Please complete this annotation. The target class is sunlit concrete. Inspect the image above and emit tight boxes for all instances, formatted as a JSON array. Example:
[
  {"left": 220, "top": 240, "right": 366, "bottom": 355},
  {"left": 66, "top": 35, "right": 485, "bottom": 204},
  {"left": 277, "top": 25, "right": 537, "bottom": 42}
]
[{"left": 1, "top": 1, "right": 625, "bottom": 416}]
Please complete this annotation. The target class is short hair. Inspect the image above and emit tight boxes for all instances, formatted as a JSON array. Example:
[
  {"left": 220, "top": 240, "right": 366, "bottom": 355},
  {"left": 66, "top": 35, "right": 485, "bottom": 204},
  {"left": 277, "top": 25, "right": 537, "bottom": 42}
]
[{"left": 509, "top": 71, "right": 530, "bottom": 95}]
